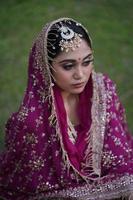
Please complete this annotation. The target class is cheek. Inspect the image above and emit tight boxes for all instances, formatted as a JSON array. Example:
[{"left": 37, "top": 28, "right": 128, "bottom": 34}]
[
  {"left": 53, "top": 70, "right": 71, "bottom": 84},
  {"left": 85, "top": 66, "right": 93, "bottom": 76}
]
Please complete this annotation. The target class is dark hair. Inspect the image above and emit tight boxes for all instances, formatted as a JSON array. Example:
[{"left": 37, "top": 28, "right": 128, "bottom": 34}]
[{"left": 47, "top": 20, "right": 92, "bottom": 64}]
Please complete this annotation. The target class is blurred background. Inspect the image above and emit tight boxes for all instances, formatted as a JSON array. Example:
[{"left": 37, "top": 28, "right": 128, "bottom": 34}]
[{"left": 0, "top": 0, "right": 133, "bottom": 150}]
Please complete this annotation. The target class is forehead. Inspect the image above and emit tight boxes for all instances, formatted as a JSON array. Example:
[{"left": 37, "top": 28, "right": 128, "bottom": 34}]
[{"left": 54, "top": 40, "right": 92, "bottom": 62}]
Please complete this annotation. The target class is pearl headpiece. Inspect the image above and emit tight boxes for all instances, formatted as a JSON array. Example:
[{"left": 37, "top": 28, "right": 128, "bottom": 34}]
[{"left": 59, "top": 25, "right": 82, "bottom": 52}]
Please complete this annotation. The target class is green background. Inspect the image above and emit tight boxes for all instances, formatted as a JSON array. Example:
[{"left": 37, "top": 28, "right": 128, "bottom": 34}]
[{"left": 0, "top": 0, "right": 133, "bottom": 149}]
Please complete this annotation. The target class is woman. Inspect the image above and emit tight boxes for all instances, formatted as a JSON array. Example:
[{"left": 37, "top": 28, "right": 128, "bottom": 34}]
[{"left": 0, "top": 17, "right": 133, "bottom": 200}]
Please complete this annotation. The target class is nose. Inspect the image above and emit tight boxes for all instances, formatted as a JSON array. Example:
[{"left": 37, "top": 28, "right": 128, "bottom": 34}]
[{"left": 73, "top": 66, "right": 83, "bottom": 80}]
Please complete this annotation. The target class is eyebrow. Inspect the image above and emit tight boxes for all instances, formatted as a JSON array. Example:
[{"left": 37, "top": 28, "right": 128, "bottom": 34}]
[{"left": 58, "top": 53, "right": 93, "bottom": 64}]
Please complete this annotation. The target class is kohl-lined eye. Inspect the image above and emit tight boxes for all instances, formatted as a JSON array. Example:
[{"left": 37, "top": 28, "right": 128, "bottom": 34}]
[
  {"left": 83, "top": 58, "right": 94, "bottom": 66},
  {"left": 62, "top": 63, "right": 75, "bottom": 70}
]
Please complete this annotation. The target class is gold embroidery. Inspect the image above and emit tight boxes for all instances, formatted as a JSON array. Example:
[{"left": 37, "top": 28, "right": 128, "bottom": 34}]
[
  {"left": 45, "top": 175, "right": 133, "bottom": 200},
  {"left": 83, "top": 71, "right": 106, "bottom": 177},
  {"left": 23, "top": 132, "right": 38, "bottom": 145},
  {"left": 28, "top": 156, "right": 44, "bottom": 171},
  {"left": 67, "top": 117, "right": 77, "bottom": 144},
  {"left": 17, "top": 106, "right": 29, "bottom": 122}
]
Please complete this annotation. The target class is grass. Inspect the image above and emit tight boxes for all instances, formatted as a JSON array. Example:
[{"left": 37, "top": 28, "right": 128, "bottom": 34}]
[{"left": 0, "top": 0, "right": 133, "bottom": 149}]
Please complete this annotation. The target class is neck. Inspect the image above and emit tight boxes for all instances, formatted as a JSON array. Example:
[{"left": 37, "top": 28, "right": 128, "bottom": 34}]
[
  {"left": 61, "top": 91, "right": 79, "bottom": 103},
  {"left": 61, "top": 92, "right": 80, "bottom": 126}
]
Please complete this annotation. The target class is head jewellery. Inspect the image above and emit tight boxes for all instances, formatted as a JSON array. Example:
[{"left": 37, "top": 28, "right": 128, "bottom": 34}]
[{"left": 58, "top": 25, "right": 82, "bottom": 52}]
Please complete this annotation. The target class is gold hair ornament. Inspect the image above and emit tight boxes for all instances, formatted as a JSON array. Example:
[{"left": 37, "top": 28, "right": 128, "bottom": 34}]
[{"left": 59, "top": 26, "right": 82, "bottom": 52}]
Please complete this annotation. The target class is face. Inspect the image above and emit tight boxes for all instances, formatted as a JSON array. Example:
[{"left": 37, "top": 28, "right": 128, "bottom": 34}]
[{"left": 52, "top": 40, "right": 94, "bottom": 96}]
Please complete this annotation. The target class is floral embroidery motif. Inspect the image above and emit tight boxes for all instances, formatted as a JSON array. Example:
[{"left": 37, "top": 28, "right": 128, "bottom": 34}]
[
  {"left": 23, "top": 132, "right": 38, "bottom": 146},
  {"left": 102, "top": 150, "right": 118, "bottom": 168},
  {"left": 36, "top": 182, "right": 53, "bottom": 192},
  {"left": 17, "top": 106, "right": 29, "bottom": 122},
  {"left": 35, "top": 116, "right": 43, "bottom": 128},
  {"left": 28, "top": 155, "right": 45, "bottom": 171},
  {"left": 30, "top": 106, "right": 36, "bottom": 112}
]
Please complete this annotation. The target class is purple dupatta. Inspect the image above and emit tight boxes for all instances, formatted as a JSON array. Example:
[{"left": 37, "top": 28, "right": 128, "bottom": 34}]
[{"left": 0, "top": 18, "right": 133, "bottom": 200}]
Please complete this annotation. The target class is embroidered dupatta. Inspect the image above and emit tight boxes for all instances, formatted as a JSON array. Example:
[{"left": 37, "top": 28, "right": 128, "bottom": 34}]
[{"left": 0, "top": 18, "right": 133, "bottom": 200}]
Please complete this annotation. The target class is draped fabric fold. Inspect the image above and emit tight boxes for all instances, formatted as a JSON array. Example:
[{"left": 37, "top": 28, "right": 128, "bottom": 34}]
[{"left": 0, "top": 17, "right": 133, "bottom": 200}]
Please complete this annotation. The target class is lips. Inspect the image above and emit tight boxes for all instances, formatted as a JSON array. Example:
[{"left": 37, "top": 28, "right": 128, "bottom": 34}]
[{"left": 72, "top": 82, "right": 85, "bottom": 88}]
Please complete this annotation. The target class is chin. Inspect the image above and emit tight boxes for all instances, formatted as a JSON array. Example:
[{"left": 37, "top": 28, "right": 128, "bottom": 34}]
[{"left": 71, "top": 87, "right": 85, "bottom": 94}]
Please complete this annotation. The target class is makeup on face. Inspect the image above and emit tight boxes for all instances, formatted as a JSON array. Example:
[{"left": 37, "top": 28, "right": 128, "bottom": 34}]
[
  {"left": 54, "top": 54, "right": 93, "bottom": 73},
  {"left": 57, "top": 53, "right": 93, "bottom": 67},
  {"left": 51, "top": 40, "right": 93, "bottom": 96}
]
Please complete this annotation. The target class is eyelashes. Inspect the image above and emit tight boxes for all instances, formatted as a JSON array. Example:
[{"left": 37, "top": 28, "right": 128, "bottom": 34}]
[
  {"left": 62, "top": 65, "right": 74, "bottom": 70},
  {"left": 62, "top": 59, "right": 94, "bottom": 70},
  {"left": 82, "top": 59, "right": 94, "bottom": 66}
]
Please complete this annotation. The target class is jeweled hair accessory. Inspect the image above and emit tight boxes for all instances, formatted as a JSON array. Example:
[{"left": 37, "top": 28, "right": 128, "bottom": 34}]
[{"left": 59, "top": 26, "right": 82, "bottom": 52}]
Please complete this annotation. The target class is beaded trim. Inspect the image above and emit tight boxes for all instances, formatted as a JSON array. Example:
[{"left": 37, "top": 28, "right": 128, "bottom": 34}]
[
  {"left": 44, "top": 174, "right": 133, "bottom": 200},
  {"left": 81, "top": 71, "right": 106, "bottom": 178}
]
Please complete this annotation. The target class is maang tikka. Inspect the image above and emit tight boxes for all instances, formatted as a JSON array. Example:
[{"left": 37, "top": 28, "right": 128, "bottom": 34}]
[{"left": 58, "top": 25, "right": 83, "bottom": 52}]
